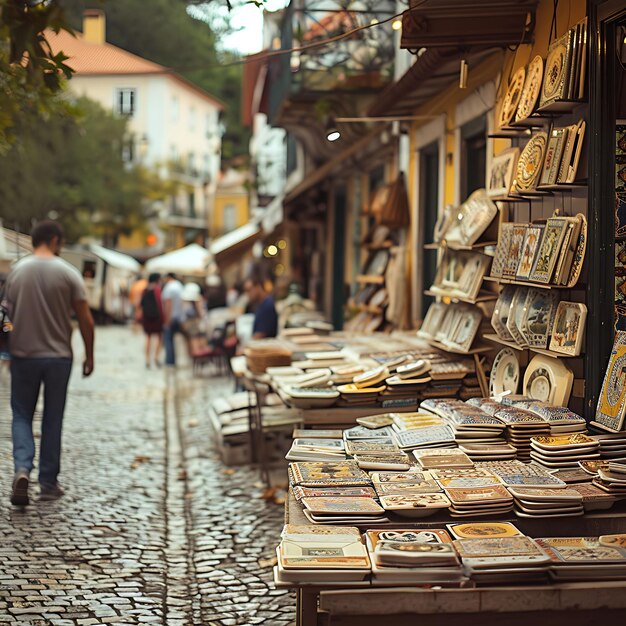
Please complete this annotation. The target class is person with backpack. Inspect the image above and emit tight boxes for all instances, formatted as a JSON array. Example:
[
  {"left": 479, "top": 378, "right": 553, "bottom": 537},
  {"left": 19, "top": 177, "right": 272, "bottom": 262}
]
[{"left": 139, "top": 273, "right": 164, "bottom": 368}]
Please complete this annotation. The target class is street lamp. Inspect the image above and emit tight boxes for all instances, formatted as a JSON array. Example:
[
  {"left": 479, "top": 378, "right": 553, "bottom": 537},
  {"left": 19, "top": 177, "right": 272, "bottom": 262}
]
[{"left": 325, "top": 117, "right": 341, "bottom": 142}]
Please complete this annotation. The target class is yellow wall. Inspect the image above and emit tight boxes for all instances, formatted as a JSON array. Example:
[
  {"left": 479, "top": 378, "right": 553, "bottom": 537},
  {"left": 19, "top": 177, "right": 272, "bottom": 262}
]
[
  {"left": 212, "top": 192, "right": 249, "bottom": 236},
  {"left": 406, "top": 0, "right": 586, "bottom": 323}
]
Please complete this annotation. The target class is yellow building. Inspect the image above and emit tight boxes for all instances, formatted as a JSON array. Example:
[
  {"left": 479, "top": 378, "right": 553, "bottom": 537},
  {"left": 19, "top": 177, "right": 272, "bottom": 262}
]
[{"left": 212, "top": 169, "right": 251, "bottom": 238}]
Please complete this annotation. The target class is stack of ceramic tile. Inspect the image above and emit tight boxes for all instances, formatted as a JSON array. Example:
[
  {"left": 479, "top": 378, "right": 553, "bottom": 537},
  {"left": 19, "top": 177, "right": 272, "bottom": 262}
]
[
  {"left": 413, "top": 448, "right": 475, "bottom": 471},
  {"left": 343, "top": 425, "right": 412, "bottom": 470},
  {"left": 335, "top": 365, "right": 388, "bottom": 406},
  {"left": 493, "top": 406, "right": 550, "bottom": 461},
  {"left": 444, "top": 485, "right": 515, "bottom": 518},
  {"left": 521, "top": 403, "right": 587, "bottom": 435},
  {"left": 593, "top": 433, "right": 626, "bottom": 461},
  {"left": 592, "top": 464, "right": 626, "bottom": 497},
  {"left": 371, "top": 471, "right": 450, "bottom": 518},
  {"left": 465, "top": 397, "right": 507, "bottom": 415},
  {"left": 391, "top": 412, "right": 445, "bottom": 432},
  {"left": 285, "top": 437, "right": 347, "bottom": 462},
  {"left": 393, "top": 424, "right": 456, "bottom": 451},
  {"left": 529, "top": 434, "right": 601, "bottom": 470},
  {"left": 478, "top": 459, "right": 568, "bottom": 489},
  {"left": 277, "top": 525, "right": 371, "bottom": 583},
  {"left": 568, "top": 482, "right": 618, "bottom": 512},
  {"left": 536, "top": 536, "right": 626, "bottom": 581},
  {"left": 453, "top": 532, "right": 551, "bottom": 584},
  {"left": 381, "top": 359, "right": 432, "bottom": 404},
  {"left": 301, "top": 495, "right": 387, "bottom": 524},
  {"left": 330, "top": 363, "right": 367, "bottom": 385},
  {"left": 507, "top": 487, "right": 584, "bottom": 519},
  {"left": 420, "top": 398, "right": 467, "bottom": 418},
  {"left": 366, "top": 529, "right": 465, "bottom": 585},
  {"left": 345, "top": 436, "right": 412, "bottom": 470},
  {"left": 444, "top": 405, "right": 507, "bottom": 445},
  {"left": 457, "top": 442, "right": 517, "bottom": 461},
  {"left": 288, "top": 461, "right": 371, "bottom": 489}
]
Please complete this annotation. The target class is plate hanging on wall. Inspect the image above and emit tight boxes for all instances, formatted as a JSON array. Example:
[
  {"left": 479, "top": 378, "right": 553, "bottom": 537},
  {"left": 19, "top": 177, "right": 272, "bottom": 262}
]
[{"left": 489, "top": 349, "right": 520, "bottom": 397}]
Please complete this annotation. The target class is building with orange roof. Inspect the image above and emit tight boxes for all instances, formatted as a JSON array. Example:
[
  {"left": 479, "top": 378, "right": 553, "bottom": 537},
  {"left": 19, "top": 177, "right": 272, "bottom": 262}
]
[{"left": 49, "top": 10, "right": 225, "bottom": 254}]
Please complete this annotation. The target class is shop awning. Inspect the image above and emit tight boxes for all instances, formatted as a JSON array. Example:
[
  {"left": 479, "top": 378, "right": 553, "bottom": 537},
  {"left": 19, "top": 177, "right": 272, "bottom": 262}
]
[
  {"left": 401, "top": 0, "right": 537, "bottom": 48},
  {"left": 210, "top": 223, "right": 261, "bottom": 258},
  {"left": 145, "top": 243, "right": 214, "bottom": 278},
  {"left": 367, "top": 46, "right": 497, "bottom": 117},
  {"left": 89, "top": 244, "right": 141, "bottom": 273}
]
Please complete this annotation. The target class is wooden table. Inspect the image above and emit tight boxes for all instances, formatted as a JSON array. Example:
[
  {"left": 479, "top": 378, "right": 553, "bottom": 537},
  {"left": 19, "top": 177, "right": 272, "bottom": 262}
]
[{"left": 281, "top": 492, "right": 626, "bottom": 625}]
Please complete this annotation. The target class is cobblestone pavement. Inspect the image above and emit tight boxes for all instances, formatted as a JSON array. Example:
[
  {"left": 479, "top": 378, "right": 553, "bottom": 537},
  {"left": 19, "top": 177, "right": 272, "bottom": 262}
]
[{"left": 0, "top": 326, "right": 295, "bottom": 625}]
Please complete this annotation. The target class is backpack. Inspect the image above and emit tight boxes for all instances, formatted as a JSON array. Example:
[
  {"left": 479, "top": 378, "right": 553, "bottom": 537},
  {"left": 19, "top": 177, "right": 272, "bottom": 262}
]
[{"left": 141, "top": 288, "right": 160, "bottom": 319}]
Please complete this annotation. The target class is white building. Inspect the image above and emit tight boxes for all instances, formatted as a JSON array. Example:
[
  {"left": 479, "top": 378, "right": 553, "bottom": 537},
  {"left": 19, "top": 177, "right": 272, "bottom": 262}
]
[{"left": 49, "top": 10, "right": 224, "bottom": 249}]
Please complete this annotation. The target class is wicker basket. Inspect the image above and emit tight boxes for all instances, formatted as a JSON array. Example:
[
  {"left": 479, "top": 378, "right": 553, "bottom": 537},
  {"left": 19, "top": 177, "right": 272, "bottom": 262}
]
[{"left": 245, "top": 342, "right": 292, "bottom": 374}]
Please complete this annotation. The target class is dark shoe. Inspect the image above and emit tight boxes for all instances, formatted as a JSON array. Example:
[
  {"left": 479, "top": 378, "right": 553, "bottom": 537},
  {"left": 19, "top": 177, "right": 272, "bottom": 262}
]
[
  {"left": 39, "top": 483, "right": 64, "bottom": 501},
  {"left": 11, "top": 470, "right": 29, "bottom": 506}
]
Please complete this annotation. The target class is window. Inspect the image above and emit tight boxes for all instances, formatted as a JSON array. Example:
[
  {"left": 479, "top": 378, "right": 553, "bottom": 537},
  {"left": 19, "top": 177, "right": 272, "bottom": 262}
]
[
  {"left": 188, "top": 152, "right": 196, "bottom": 177},
  {"left": 203, "top": 154, "right": 211, "bottom": 178},
  {"left": 460, "top": 115, "right": 487, "bottom": 200},
  {"left": 122, "top": 136, "right": 135, "bottom": 163},
  {"left": 189, "top": 106, "right": 196, "bottom": 131},
  {"left": 171, "top": 96, "right": 179, "bottom": 122},
  {"left": 116, "top": 88, "right": 136, "bottom": 116},
  {"left": 420, "top": 141, "right": 440, "bottom": 313},
  {"left": 223, "top": 204, "right": 237, "bottom": 232},
  {"left": 188, "top": 192, "right": 196, "bottom": 217}
]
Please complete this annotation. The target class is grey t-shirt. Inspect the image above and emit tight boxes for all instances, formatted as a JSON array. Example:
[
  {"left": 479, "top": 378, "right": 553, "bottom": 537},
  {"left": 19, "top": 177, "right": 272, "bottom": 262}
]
[
  {"left": 161, "top": 279, "right": 184, "bottom": 323},
  {"left": 6, "top": 256, "right": 87, "bottom": 359}
]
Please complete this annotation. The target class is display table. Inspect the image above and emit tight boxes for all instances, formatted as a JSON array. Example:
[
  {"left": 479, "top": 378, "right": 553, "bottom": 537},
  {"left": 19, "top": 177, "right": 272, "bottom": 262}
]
[{"left": 280, "top": 492, "right": 626, "bottom": 625}]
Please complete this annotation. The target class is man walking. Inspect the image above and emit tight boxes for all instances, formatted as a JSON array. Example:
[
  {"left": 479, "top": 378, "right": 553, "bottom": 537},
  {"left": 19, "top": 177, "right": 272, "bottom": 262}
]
[
  {"left": 244, "top": 267, "right": 278, "bottom": 339},
  {"left": 161, "top": 272, "right": 184, "bottom": 366},
  {"left": 4, "top": 221, "right": 94, "bottom": 505}
]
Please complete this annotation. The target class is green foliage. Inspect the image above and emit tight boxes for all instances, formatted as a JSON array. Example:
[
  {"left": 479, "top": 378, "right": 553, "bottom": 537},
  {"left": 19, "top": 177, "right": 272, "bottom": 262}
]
[
  {"left": 60, "top": 0, "right": 251, "bottom": 160},
  {"left": 0, "top": 96, "right": 171, "bottom": 243},
  {"left": 0, "top": 0, "right": 75, "bottom": 149}
]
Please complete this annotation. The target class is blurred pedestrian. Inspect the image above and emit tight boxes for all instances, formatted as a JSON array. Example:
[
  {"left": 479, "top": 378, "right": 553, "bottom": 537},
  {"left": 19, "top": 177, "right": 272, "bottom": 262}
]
[
  {"left": 129, "top": 273, "right": 148, "bottom": 326},
  {"left": 139, "top": 273, "right": 164, "bottom": 368},
  {"left": 244, "top": 267, "right": 278, "bottom": 339},
  {"left": 4, "top": 220, "right": 94, "bottom": 506},
  {"left": 161, "top": 272, "right": 184, "bottom": 366},
  {"left": 181, "top": 283, "right": 204, "bottom": 336}
]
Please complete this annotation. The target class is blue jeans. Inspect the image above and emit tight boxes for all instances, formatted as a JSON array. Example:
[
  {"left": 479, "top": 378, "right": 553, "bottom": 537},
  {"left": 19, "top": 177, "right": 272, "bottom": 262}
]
[
  {"left": 11, "top": 357, "right": 72, "bottom": 486},
  {"left": 163, "top": 320, "right": 182, "bottom": 365}
]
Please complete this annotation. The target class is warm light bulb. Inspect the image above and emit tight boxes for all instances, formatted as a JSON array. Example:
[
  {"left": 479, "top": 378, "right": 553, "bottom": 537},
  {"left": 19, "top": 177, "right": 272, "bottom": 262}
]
[
  {"left": 267, "top": 245, "right": 278, "bottom": 256},
  {"left": 392, "top": 19, "right": 402, "bottom": 31},
  {"left": 327, "top": 130, "right": 341, "bottom": 142}
]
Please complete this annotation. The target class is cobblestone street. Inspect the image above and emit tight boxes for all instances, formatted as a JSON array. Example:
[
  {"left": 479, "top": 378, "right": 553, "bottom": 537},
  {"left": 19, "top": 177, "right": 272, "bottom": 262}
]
[{"left": 0, "top": 326, "right": 294, "bottom": 626}]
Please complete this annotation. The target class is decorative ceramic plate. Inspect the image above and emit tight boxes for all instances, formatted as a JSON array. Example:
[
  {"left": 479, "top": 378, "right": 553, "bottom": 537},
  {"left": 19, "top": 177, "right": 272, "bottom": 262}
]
[
  {"left": 364, "top": 250, "right": 390, "bottom": 276},
  {"left": 507, "top": 287, "right": 530, "bottom": 347},
  {"left": 364, "top": 314, "right": 384, "bottom": 334},
  {"left": 491, "top": 222, "right": 514, "bottom": 278},
  {"left": 566, "top": 213, "right": 587, "bottom": 287},
  {"left": 523, "top": 354, "right": 574, "bottom": 406},
  {"left": 520, "top": 289, "right": 560, "bottom": 348},
  {"left": 540, "top": 34, "right": 569, "bottom": 107},
  {"left": 369, "top": 288, "right": 388, "bottom": 308},
  {"left": 491, "top": 286, "right": 516, "bottom": 341},
  {"left": 516, "top": 55, "right": 544, "bottom": 121},
  {"left": 489, "top": 348, "right": 520, "bottom": 397},
  {"left": 498, "top": 66, "right": 526, "bottom": 128},
  {"left": 514, "top": 132, "right": 548, "bottom": 192},
  {"left": 433, "top": 204, "right": 456, "bottom": 242},
  {"left": 549, "top": 301, "right": 587, "bottom": 356}
]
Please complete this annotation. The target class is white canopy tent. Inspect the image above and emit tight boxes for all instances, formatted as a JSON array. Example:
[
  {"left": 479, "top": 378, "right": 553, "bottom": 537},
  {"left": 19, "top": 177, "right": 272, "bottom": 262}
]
[
  {"left": 145, "top": 243, "right": 215, "bottom": 279},
  {"left": 89, "top": 243, "right": 141, "bottom": 272}
]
